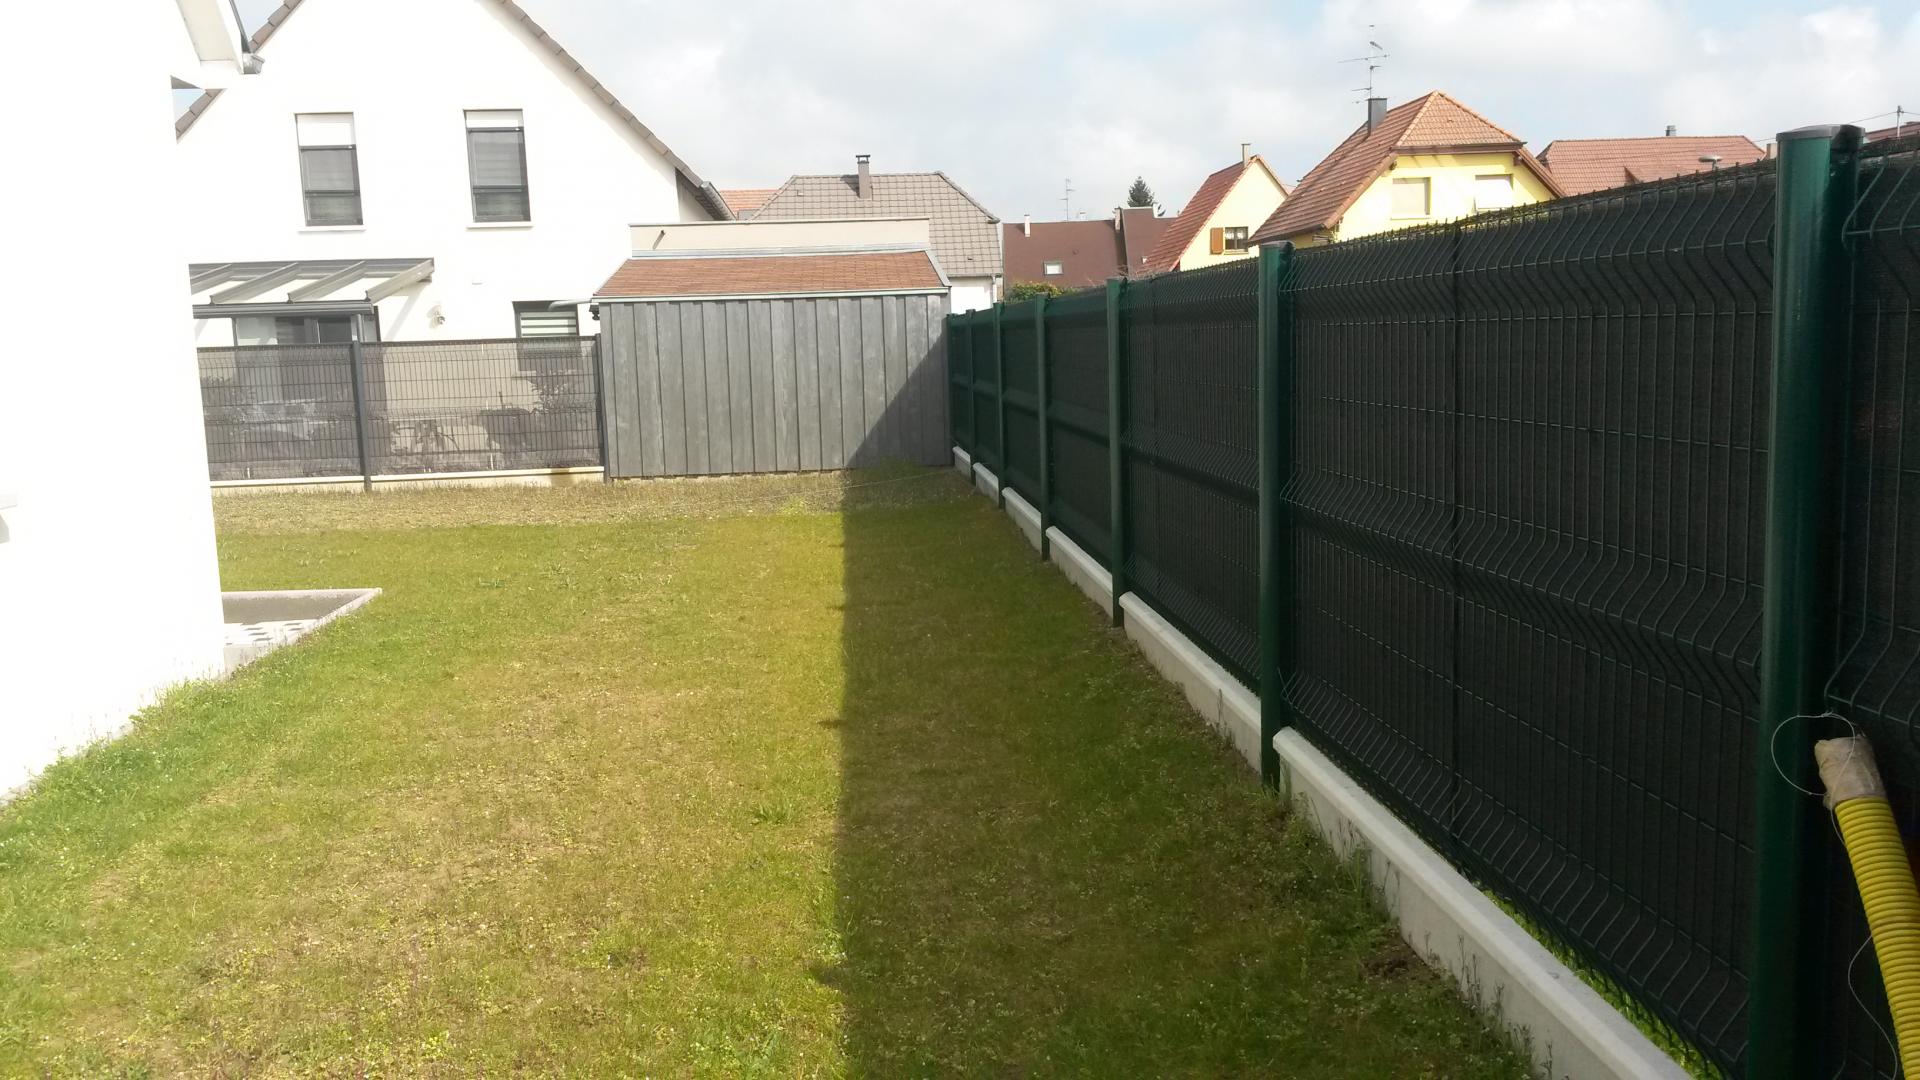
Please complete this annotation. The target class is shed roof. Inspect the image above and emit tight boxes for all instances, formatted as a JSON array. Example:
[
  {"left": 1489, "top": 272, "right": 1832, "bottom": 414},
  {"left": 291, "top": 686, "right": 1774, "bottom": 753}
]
[
  {"left": 751, "top": 172, "right": 1001, "bottom": 281},
  {"left": 595, "top": 250, "right": 946, "bottom": 300},
  {"left": 1252, "top": 92, "right": 1561, "bottom": 244},
  {"left": 174, "top": 0, "right": 732, "bottom": 220},
  {"left": 1538, "top": 135, "right": 1767, "bottom": 195}
]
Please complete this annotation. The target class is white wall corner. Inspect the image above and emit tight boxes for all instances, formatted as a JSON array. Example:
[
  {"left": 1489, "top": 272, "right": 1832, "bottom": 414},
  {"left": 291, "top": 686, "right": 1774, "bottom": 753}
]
[
  {"left": 1273, "top": 729, "right": 1690, "bottom": 1080},
  {"left": 1043, "top": 527, "right": 1113, "bottom": 617},
  {"left": 1118, "top": 594, "right": 1261, "bottom": 770},
  {"left": 1002, "top": 488, "right": 1043, "bottom": 551},
  {"left": 971, "top": 462, "right": 1001, "bottom": 502}
]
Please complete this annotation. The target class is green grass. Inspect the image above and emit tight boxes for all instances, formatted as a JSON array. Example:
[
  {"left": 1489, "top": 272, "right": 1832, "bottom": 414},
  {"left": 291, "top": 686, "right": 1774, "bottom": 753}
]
[{"left": 0, "top": 471, "right": 1527, "bottom": 1076}]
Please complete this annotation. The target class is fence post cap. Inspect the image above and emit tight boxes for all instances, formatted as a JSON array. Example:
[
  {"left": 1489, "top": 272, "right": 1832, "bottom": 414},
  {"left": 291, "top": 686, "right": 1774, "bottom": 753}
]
[{"left": 1776, "top": 123, "right": 1863, "bottom": 148}]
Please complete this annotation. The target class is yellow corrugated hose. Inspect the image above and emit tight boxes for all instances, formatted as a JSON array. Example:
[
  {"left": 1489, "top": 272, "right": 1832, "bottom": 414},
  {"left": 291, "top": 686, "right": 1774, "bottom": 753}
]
[{"left": 1820, "top": 736, "right": 1920, "bottom": 1076}]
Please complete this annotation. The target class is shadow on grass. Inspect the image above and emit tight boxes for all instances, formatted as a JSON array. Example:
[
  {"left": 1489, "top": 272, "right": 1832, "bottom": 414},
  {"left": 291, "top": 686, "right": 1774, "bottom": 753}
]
[{"left": 827, "top": 373, "right": 1525, "bottom": 1076}]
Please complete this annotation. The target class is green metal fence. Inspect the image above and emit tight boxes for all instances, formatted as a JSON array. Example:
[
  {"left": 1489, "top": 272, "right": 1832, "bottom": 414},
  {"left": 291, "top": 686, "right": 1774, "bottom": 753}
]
[{"left": 947, "top": 125, "right": 1913, "bottom": 1077}]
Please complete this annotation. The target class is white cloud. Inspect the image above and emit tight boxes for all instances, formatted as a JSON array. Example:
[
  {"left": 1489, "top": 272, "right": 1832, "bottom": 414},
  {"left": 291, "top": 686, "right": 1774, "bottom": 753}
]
[{"left": 236, "top": 0, "right": 1920, "bottom": 222}]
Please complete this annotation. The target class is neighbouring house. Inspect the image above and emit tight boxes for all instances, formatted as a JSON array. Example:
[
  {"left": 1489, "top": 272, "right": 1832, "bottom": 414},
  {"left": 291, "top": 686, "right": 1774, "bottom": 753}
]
[
  {"left": 744, "top": 156, "right": 1002, "bottom": 311},
  {"left": 1, "top": 0, "right": 256, "bottom": 793},
  {"left": 1141, "top": 147, "right": 1290, "bottom": 274},
  {"left": 1538, "top": 130, "right": 1768, "bottom": 195},
  {"left": 1866, "top": 120, "right": 1917, "bottom": 142},
  {"left": 593, "top": 218, "right": 952, "bottom": 477},
  {"left": 1251, "top": 93, "right": 1562, "bottom": 249},
  {"left": 173, "top": 0, "right": 730, "bottom": 348},
  {"left": 1003, "top": 207, "right": 1178, "bottom": 289}
]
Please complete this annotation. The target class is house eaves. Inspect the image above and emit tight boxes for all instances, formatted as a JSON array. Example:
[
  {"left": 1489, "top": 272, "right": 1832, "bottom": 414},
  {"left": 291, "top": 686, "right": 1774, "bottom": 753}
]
[{"left": 174, "top": 0, "right": 732, "bottom": 220}]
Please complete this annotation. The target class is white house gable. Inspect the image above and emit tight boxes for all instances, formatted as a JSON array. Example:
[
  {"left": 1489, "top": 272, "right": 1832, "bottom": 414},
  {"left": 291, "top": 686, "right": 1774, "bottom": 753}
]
[{"left": 176, "top": 0, "right": 722, "bottom": 343}]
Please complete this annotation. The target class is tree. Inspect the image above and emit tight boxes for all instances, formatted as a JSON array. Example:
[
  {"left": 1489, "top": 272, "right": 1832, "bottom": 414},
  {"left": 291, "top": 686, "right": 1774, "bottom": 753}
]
[
  {"left": 1004, "top": 280, "right": 1069, "bottom": 303},
  {"left": 1126, "top": 177, "right": 1156, "bottom": 209}
]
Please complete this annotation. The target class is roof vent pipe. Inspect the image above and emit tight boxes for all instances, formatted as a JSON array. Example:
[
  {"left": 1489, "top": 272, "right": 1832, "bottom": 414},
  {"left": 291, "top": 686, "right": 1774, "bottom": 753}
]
[
  {"left": 1241, "top": 141, "right": 1252, "bottom": 165},
  {"left": 855, "top": 154, "right": 872, "bottom": 199},
  {"left": 1666, "top": 124, "right": 1678, "bottom": 136},
  {"left": 1023, "top": 214, "right": 1032, "bottom": 237},
  {"left": 1366, "top": 97, "right": 1387, "bottom": 133}
]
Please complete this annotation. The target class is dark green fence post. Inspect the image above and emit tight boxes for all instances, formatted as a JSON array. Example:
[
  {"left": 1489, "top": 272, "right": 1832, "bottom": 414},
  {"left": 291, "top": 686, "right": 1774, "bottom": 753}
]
[
  {"left": 1105, "top": 277, "right": 1129, "bottom": 626},
  {"left": 346, "top": 319, "right": 374, "bottom": 493},
  {"left": 1034, "top": 294, "right": 1052, "bottom": 560},
  {"left": 993, "top": 302, "right": 1008, "bottom": 508},
  {"left": 1747, "top": 123, "right": 1862, "bottom": 1080},
  {"left": 1256, "top": 244, "right": 1294, "bottom": 787}
]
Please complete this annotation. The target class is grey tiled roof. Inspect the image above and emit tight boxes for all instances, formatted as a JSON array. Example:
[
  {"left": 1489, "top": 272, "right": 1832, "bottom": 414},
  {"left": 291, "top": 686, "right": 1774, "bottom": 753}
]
[{"left": 751, "top": 173, "right": 1002, "bottom": 279}]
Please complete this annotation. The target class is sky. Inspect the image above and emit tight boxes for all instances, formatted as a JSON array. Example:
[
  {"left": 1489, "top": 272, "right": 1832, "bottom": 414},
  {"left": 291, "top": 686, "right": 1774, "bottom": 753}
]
[{"left": 232, "top": 0, "right": 1919, "bottom": 223}]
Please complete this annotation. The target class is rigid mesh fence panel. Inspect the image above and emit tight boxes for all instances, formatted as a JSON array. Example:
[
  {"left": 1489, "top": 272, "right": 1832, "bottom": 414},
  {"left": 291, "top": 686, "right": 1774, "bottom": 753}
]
[
  {"left": 1284, "top": 162, "right": 1777, "bottom": 1073},
  {"left": 1045, "top": 286, "right": 1113, "bottom": 563},
  {"left": 1825, "top": 132, "right": 1920, "bottom": 1080},
  {"left": 949, "top": 315, "right": 974, "bottom": 454},
  {"left": 367, "top": 337, "right": 601, "bottom": 475},
  {"left": 970, "top": 312, "right": 1001, "bottom": 469},
  {"left": 1123, "top": 260, "right": 1261, "bottom": 682},
  {"left": 1000, "top": 300, "right": 1042, "bottom": 500},
  {"left": 198, "top": 343, "right": 361, "bottom": 480}
]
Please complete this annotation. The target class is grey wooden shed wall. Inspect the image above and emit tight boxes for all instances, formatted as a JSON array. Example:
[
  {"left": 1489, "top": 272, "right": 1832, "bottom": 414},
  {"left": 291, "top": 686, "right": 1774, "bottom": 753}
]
[{"left": 600, "top": 293, "right": 950, "bottom": 477}]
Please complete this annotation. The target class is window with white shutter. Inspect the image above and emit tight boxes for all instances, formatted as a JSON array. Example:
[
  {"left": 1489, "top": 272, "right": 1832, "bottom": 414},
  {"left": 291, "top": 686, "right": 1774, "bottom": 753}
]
[
  {"left": 467, "top": 110, "right": 530, "bottom": 223},
  {"left": 295, "top": 113, "right": 362, "bottom": 226}
]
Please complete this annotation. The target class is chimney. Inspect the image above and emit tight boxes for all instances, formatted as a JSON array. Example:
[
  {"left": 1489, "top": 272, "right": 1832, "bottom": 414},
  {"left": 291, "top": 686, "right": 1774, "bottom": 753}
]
[
  {"left": 855, "top": 154, "right": 872, "bottom": 199},
  {"left": 1366, "top": 97, "right": 1388, "bottom": 133},
  {"left": 1665, "top": 124, "right": 1677, "bottom": 137},
  {"left": 1241, "top": 141, "right": 1252, "bottom": 165},
  {"left": 1023, "top": 214, "right": 1032, "bottom": 237}
]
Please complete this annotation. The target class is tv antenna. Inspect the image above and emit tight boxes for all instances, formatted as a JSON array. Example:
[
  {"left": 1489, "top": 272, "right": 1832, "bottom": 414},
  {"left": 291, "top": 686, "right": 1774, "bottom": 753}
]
[
  {"left": 1340, "top": 29, "right": 1389, "bottom": 99},
  {"left": 1059, "top": 178, "right": 1075, "bottom": 220}
]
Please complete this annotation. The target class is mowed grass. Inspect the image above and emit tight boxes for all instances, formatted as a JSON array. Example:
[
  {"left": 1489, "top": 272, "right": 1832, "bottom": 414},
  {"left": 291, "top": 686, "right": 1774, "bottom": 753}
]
[{"left": 0, "top": 471, "right": 1527, "bottom": 1076}]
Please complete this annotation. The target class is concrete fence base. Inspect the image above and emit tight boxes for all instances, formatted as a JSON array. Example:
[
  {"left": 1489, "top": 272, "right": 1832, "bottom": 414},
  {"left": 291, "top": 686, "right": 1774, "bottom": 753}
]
[
  {"left": 212, "top": 466, "right": 606, "bottom": 495},
  {"left": 953, "top": 445, "right": 1688, "bottom": 1080}
]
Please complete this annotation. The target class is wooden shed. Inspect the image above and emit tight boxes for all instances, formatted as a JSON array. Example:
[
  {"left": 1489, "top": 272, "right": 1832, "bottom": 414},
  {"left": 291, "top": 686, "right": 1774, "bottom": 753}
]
[{"left": 594, "top": 247, "right": 951, "bottom": 478}]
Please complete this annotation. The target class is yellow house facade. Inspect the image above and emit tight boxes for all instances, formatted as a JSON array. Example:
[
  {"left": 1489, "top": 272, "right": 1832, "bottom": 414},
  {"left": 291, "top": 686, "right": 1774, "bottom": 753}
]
[{"left": 1252, "top": 93, "right": 1563, "bottom": 249}]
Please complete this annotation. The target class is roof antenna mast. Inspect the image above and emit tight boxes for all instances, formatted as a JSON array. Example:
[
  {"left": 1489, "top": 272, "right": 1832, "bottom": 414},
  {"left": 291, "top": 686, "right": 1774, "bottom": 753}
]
[
  {"left": 1059, "top": 178, "right": 1074, "bottom": 221},
  {"left": 1339, "top": 27, "right": 1389, "bottom": 101}
]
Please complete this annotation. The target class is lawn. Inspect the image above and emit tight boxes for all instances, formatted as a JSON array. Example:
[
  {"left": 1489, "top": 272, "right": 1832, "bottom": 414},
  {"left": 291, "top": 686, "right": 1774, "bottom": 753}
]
[{"left": 0, "top": 470, "right": 1526, "bottom": 1076}]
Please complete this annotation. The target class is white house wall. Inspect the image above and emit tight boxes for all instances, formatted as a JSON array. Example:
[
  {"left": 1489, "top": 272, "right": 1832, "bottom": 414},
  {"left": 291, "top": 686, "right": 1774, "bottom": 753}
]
[
  {"left": 176, "top": 0, "right": 719, "bottom": 344},
  {"left": 950, "top": 277, "right": 996, "bottom": 313},
  {"left": 0, "top": 2, "right": 230, "bottom": 794}
]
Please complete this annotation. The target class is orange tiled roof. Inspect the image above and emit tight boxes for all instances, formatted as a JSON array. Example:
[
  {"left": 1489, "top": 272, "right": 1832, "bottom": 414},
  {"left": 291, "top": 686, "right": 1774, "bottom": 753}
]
[
  {"left": 1538, "top": 135, "right": 1767, "bottom": 195},
  {"left": 719, "top": 188, "right": 779, "bottom": 216}
]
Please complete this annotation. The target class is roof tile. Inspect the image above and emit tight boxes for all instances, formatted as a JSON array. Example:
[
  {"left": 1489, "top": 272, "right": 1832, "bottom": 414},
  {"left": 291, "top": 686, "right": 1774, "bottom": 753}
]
[{"left": 1538, "top": 135, "right": 1767, "bottom": 195}]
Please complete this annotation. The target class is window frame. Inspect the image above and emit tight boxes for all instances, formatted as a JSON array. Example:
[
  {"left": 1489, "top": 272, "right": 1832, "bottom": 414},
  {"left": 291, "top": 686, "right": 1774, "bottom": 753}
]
[
  {"left": 1473, "top": 173, "right": 1515, "bottom": 212},
  {"left": 294, "top": 113, "right": 364, "bottom": 227},
  {"left": 1221, "top": 226, "right": 1251, "bottom": 253},
  {"left": 1389, "top": 176, "right": 1431, "bottom": 220},
  {"left": 466, "top": 112, "right": 532, "bottom": 224},
  {"left": 1042, "top": 261, "right": 1064, "bottom": 276}
]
